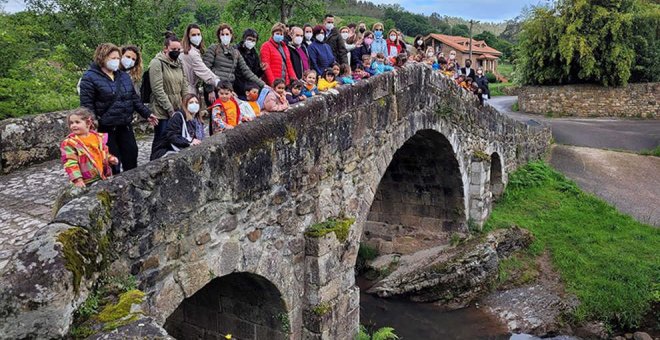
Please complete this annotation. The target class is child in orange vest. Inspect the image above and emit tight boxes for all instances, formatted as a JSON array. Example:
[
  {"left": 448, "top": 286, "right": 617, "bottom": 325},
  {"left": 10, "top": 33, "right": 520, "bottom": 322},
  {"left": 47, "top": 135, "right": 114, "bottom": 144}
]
[
  {"left": 60, "top": 108, "right": 118, "bottom": 188},
  {"left": 209, "top": 80, "right": 246, "bottom": 135}
]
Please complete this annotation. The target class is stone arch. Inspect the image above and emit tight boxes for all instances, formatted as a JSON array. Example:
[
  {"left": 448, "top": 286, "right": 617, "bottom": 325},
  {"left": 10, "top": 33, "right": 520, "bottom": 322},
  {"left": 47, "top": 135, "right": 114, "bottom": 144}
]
[
  {"left": 490, "top": 152, "right": 504, "bottom": 198},
  {"left": 163, "top": 272, "right": 289, "bottom": 340},
  {"left": 362, "top": 129, "right": 466, "bottom": 254}
]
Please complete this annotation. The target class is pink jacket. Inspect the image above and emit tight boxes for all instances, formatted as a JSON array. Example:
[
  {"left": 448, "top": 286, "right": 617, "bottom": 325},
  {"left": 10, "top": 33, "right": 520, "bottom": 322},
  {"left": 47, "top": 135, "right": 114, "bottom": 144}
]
[{"left": 263, "top": 91, "right": 289, "bottom": 112}]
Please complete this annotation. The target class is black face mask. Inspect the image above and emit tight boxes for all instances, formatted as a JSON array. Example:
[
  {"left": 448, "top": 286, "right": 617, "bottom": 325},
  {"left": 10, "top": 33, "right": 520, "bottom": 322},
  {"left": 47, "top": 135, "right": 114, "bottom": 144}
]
[
  {"left": 168, "top": 50, "right": 181, "bottom": 60},
  {"left": 466, "top": 62, "right": 471, "bottom": 68},
  {"left": 359, "top": 27, "right": 366, "bottom": 33}
]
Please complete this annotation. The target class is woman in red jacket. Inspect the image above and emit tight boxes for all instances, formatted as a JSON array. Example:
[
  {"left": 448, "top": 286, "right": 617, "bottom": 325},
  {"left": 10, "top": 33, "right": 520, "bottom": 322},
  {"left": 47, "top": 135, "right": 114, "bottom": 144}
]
[{"left": 260, "top": 23, "right": 298, "bottom": 86}]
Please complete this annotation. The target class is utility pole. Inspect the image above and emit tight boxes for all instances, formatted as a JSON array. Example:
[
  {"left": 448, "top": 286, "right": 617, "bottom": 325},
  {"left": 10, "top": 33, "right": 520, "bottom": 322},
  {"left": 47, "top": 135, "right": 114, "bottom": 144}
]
[{"left": 468, "top": 19, "right": 473, "bottom": 61}]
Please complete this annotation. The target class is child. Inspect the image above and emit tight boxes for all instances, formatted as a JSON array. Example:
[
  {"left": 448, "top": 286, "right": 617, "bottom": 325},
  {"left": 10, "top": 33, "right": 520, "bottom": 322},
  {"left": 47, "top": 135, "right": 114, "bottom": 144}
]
[
  {"left": 370, "top": 53, "right": 394, "bottom": 75},
  {"left": 302, "top": 70, "right": 320, "bottom": 97},
  {"left": 318, "top": 68, "right": 339, "bottom": 91},
  {"left": 151, "top": 94, "right": 203, "bottom": 160},
  {"left": 331, "top": 62, "right": 341, "bottom": 77},
  {"left": 264, "top": 78, "right": 290, "bottom": 112},
  {"left": 244, "top": 82, "right": 262, "bottom": 117},
  {"left": 60, "top": 108, "right": 118, "bottom": 188},
  {"left": 338, "top": 64, "right": 355, "bottom": 85},
  {"left": 209, "top": 80, "right": 242, "bottom": 134},
  {"left": 286, "top": 80, "right": 307, "bottom": 105},
  {"left": 395, "top": 53, "right": 408, "bottom": 67},
  {"left": 362, "top": 54, "right": 375, "bottom": 76},
  {"left": 353, "top": 64, "right": 371, "bottom": 81}
]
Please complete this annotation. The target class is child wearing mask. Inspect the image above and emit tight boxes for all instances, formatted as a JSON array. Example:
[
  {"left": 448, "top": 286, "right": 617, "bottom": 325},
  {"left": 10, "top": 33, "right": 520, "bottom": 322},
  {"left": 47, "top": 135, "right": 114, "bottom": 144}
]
[
  {"left": 60, "top": 108, "right": 118, "bottom": 187},
  {"left": 151, "top": 94, "right": 204, "bottom": 160},
  {"left": 302, "top": 69, "right": 320, "bottom": 97},
  {"left": 264, "top": 78, "right": 290, "bottom": 112},
  {"left": 244, "top": 82, "right": 262, "bottom": 117},
  {"left": 318, "top": 68, "right": 339, "bottom": 91},
  {"left": 286, "top": 80, "right": 307, "bottom": 105}
]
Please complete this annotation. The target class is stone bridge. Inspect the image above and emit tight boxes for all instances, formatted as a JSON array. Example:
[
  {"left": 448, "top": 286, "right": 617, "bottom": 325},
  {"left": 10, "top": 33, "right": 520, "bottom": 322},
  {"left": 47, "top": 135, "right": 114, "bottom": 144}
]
[{"left": 0, "top": 64, "right": 550, "bottom": 339}]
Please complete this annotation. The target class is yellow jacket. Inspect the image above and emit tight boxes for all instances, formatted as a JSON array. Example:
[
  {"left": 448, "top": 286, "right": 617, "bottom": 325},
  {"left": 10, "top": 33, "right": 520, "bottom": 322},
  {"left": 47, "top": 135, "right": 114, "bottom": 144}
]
[{"left": 318, "top": 78, "right": 338, "bottom": 91}]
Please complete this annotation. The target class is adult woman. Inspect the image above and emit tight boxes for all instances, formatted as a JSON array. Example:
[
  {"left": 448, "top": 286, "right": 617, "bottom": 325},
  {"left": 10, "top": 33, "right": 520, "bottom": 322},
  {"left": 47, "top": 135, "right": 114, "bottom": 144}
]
[
  {"left": 307, "top": 25, "right": 336, "bottom": 76},
  {"left": 235, "top": 29, "right": 266, "bottom": 99},
  {"left": 287, "top": 26, "right": 310, "bottom": 80},
  {"left": 79, "top": 43, "right": 156, "bottom": 174},
  {"left": 340, "top": 26, "right": 358, "bottom": 67},
  {"left": 303, "top": 24, "right": 314, "bottom": 47},
  {"left": 370, "top": 22, "right": 388, "bottom": 58},
  {"left": 386, "top": 29, "right": 402, "bottom": 58},
  {"left": 151, "top": 94, "right": 202, "bottom": 160},
  {"left": 148, "top": 32, "right": 188, "bottom": 152},
  {"left": 352, "top": 30, "right": 373, "bottom": 69},
  {"left": 181, "top": 24, "right": 219, "bottom": 98},
  {"left": 260, "top": 22, "right": 298, "bottom": 86},
  {"left": 119, "top": 45, "right": 143, "bottom": 93},
  {"left": 412, "top": 35, "right": 426, "bottom": 61},
  {"left": 204, "top": 23, "right": 265, "bottom": 104}
]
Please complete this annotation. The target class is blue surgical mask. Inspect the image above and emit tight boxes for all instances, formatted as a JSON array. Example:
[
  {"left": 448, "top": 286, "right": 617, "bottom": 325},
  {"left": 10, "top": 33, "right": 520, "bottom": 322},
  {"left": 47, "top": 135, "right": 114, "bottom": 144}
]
[
  {"left": 273, "top": 34, "right": 284, "bottom": 43},
  {"left": 374, "top": 30, "right": 383, "bottom": 39}
]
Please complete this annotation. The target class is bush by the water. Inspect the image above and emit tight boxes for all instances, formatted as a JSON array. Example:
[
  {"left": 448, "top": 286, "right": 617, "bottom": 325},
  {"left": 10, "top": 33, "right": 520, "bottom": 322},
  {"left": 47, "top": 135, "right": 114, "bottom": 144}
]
[{"left": 484, "top": 161, "right": 659, "bottom": 329}]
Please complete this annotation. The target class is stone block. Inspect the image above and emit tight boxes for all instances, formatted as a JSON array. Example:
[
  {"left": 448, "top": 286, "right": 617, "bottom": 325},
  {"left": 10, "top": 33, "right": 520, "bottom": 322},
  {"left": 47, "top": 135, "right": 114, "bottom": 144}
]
[
  {"left": 304, "top": 232, "right": 338, "bottom": 257},
  {"left": 305, "top": 252, "right": 340, "bottom": 287},
  {"left": 304, "top": 277, "right": 342, "bottom": 306}
]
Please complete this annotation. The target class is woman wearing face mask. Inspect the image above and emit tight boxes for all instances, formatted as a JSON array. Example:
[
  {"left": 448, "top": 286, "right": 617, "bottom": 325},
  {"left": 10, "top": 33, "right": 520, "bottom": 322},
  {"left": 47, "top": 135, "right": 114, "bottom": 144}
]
[
  {"left": 370, "top": 22, "right": 388, "bottom": 59},
  {"left": 203, "top": 23, "right": 265, "bottom": 104},
  {"left": 235, "top": 28, "right": 266, "bottom": 100},
  {"left": 119, "top": 45, "right": 143, "bottom": 93},
  {"left": 181, "top": 24, "right": 220, "bottom": 99},
  {"left": 79, "top": 43, "right": 156, "bottom": 174},
  {"left": 260, "top": 22, "right": 298, "bottom": 86},
  {"left": 307, "top": 25, "right": 336, "bottom": 76},
  {"left": 303, "top": 24, "right": 314, "bottom": 47},
  {"left": 412, "top": 35, "right": 426, "bottom": 61},
  {"left": 386, "top": 29, "right": 402, "bottom": 58},
  {"left": 150, "top": 94, "right": 203, "bottom": 160},
  {"left": 352, "top": 30, "right": 374, "bottom": 70},
  {"left": 339, "top": 26, "right": 357, "bottom": 67},
  {"left": 287, "top": 26, "right": 311, "bottom": 80},
  {"left": 148, "top": 32, "right": 188, "bottom": 155}
]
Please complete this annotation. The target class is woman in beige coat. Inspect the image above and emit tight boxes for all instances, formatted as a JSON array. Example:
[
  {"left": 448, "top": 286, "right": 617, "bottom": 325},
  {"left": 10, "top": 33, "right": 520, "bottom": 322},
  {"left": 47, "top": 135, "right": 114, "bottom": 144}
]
[{"left": 181, "top": 24, "right": 219, "bottom": 99}]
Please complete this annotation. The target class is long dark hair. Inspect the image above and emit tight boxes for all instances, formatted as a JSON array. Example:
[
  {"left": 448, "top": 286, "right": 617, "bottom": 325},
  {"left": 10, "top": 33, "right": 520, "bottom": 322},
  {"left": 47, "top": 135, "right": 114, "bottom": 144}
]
[
  {"left": 120, "top": 45, "right": 143, "bottom": 83},
  {"left": 183, "top": 23, "right": 205, "bottom": 54}
]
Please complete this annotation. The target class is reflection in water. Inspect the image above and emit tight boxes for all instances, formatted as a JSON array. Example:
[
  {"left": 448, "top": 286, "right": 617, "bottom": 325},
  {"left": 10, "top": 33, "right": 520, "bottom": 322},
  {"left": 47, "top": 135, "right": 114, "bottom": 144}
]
[{"left": 360, "top": 291, "right": 511, "bottom": 340}]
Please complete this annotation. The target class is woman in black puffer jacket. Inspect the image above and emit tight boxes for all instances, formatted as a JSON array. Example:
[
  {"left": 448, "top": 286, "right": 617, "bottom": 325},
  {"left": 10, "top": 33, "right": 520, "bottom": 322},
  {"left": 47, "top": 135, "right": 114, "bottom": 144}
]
[{"left": 79, "top": 43, "right": 157, "bottom": 174}]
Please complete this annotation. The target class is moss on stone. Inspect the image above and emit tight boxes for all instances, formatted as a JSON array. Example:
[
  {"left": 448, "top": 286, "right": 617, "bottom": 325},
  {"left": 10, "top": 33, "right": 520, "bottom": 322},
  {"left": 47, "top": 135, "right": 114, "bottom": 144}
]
[
  {"left": 312, "top": 302, "right": 331, "bottom": 316},
  {"left": 284, "top": 126, "right": 297, "bottom": 144},
  {"left": 304, "top": 217, "right": 355, "bottom": 242},
  {"left": 97, "top": 289, "right": 144, "bottom": 325},
  {"left": 57, "top": 227, "right": 102, "bottom": 294},
  {"left": 472, "top": 150, "right": 491, "bottom": 162}
]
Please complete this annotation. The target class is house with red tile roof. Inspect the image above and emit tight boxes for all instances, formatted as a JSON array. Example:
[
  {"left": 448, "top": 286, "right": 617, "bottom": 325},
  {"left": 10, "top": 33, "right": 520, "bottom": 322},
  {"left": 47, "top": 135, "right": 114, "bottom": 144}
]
[{"left": 423, "top": 33, "right": 502, "bottom": 73}]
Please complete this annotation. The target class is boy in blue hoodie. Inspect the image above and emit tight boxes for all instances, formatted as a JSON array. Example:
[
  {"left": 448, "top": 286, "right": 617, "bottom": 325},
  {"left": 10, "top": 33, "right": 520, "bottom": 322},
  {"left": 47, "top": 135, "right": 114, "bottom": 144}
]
[{"left": 370, "top": 53, "right": 394, "bottom": 75}]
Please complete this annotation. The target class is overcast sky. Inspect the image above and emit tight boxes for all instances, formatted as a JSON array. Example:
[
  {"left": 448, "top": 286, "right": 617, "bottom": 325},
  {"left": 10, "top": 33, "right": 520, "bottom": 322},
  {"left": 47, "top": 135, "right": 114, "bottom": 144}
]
[{"left": 3, "top": 0, "right": 543, "bottom": 22}]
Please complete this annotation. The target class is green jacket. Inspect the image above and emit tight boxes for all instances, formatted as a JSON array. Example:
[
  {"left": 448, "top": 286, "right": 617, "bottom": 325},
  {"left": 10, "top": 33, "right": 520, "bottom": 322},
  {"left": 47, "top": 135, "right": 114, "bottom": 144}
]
[
  {"left": 202, "top": 43, "right": 265, "bottom": 92},
  {"left": 148, "top": 52, "right": 188, "bottom": 120}
]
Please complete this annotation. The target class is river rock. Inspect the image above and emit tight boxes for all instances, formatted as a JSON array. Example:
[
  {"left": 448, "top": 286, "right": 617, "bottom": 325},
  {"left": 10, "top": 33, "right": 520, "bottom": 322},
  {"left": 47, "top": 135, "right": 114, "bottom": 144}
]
[
  {"left": 367, "top": 227, "right": 532, "bottom": 309},
  {"left": 633, "top": 332, "right": 653, "bottom": 340}
]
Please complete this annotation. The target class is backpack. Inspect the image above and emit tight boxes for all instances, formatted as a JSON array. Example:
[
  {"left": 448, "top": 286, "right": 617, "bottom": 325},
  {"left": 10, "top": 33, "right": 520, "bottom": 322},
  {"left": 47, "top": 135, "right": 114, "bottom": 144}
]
[{"left": 140, "top": 61, "right": 163, "bottom": 103}]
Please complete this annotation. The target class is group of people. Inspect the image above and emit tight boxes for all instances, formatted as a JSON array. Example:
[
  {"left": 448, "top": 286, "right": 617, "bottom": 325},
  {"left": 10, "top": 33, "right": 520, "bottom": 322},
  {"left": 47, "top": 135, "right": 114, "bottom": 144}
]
[{"left": 61, "top": 15, "right": 491, "bottom": 188}]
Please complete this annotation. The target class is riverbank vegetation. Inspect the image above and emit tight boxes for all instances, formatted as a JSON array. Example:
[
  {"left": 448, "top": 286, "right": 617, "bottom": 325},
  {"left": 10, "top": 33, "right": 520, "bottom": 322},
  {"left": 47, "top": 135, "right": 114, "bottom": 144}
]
[{"left": 484, "top": 161, "right": 659, "bottom": 329}]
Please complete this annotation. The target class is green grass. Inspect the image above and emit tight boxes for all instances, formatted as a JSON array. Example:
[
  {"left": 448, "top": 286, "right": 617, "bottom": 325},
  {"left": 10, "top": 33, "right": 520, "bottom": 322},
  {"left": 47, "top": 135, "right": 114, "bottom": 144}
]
[
  {"left": 639, "top": 146, "right": 660, "bottom": 157},
  {"left": 512, "top": 101, "right": 519, "bottom": 112},
  {"left": 484, "top": 161, "right": 659, "bottom": 329},
  {"left": 489, "top": 82, "right": 516, "bottom": 97},
  {"left": 497, "top": 62, "right": 514, "bottom": 80}
]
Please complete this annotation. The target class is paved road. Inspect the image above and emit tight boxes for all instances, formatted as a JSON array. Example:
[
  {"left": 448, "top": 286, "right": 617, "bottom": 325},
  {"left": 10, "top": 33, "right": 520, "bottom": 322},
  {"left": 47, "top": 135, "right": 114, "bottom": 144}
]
[
  {"left": 0, "top": 140, "right": 152, "bottom": 273},
  {"left": 489, "top": 96, "right": 660, "bottom": 152},
  {"left": 489, "top": 96, "right": 660, "bottom": 226}
]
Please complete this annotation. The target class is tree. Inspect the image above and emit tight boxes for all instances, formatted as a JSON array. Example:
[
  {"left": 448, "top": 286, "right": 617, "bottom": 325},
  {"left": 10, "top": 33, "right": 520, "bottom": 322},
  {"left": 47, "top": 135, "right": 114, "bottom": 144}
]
[
  {"left": 517, "top": 0, "right": 639, "bottom": 86},
  {"left": 226, "top": 0, "right": 327, "bottom": 24},
  {"left": 451, "top": 24, "right": 469, "bottom": 37},
  {"left": 629, "top": 1, "right": 660, "bottom": 82}
]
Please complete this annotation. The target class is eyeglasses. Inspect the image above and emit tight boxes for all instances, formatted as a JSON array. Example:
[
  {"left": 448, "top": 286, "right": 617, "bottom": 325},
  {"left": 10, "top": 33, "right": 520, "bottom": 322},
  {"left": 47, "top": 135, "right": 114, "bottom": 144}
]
[{"left": 374, "top": 29, "right": 383, "bottom": 31}]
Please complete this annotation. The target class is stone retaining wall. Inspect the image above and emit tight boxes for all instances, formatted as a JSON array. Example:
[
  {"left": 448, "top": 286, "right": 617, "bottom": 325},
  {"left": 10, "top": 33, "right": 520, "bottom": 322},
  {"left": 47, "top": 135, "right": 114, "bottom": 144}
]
[{"left": 518, "top": 83, "right": 659, "bottom": 118}]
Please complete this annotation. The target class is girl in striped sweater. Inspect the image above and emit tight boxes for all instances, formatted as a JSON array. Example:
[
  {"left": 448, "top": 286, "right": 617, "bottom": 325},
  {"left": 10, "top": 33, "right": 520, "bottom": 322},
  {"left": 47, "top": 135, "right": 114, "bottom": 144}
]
[{"left": 60, "top": 108, "right": 118, "bottom": 188}]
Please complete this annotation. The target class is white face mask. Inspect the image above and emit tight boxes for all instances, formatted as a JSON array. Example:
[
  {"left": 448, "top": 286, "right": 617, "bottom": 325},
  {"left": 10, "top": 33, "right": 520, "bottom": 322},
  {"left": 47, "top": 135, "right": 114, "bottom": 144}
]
[
  {"left": 389, "top": 34, "right": 397, "bottom": 42},
  {"left": 188, "top": 102, "right": 200, "bottom": 114},
  {"left": 121, "top": 57, "right": 135, "bottom": 69},
  {"left": 220, "top": 35, "right": 232, "bottom": 46},
  {"left": 316, "top": 34, "right": 325, "bottom": 42},
  {"left": 305, "top": 32, "right": 313, "bottom": 41},
  {"left": 244, "top": 40, "right": 256, "bottom": 49},
  {"left": 293, "top": 36, "right": 303, "bottom": 45},
  {"left": 190, "top": 35, "right": 202, "bottom": 46},
  {"left": 417, "top": 40, "right": 423, "bottom": 46},
  {"left": 325, "top": 23, "right": 334, "bottom": 31},
  {"left": 341, "top": 32, "right": 349, "bottom": 40},
  {"left": 106, "top": 59, "right": 120, "bottom": 72}
]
